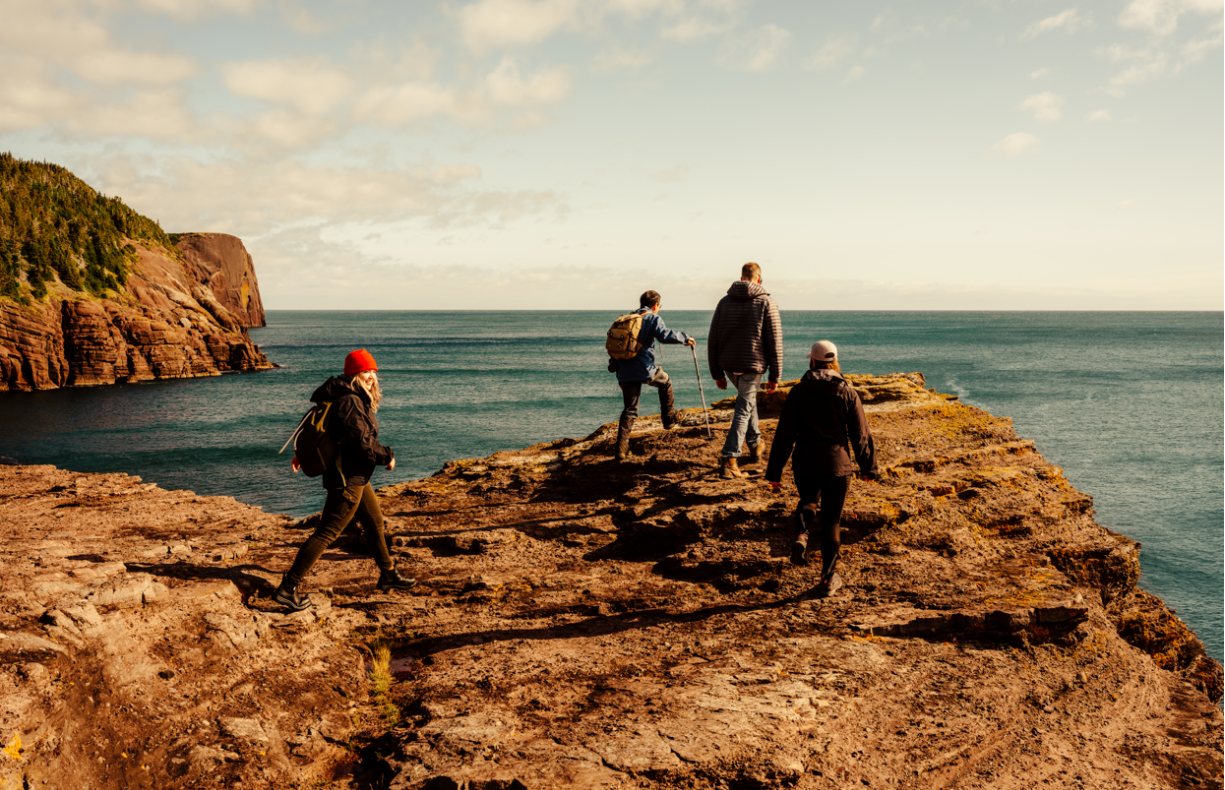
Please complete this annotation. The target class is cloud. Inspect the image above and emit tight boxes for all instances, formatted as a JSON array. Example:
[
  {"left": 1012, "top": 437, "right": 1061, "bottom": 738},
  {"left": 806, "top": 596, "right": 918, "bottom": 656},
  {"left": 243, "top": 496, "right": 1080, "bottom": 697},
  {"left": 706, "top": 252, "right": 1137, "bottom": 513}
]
[
  {"left": 1114, "top": 199, "right": 1137, "bottom": 211},
  {"left": 92, "top": 156, "right": 558, "bottom": 239},
  {"left": 353, "top": 82, "right": 459, "bottom": 126},
  {"left": 807, "top": 34, "right": 858, "bottom": 71},
  {"left": 661, "top": 15, "right": 735, "bottom": 42},
  {"left": 1085, "top": 109, "right": 1112, "bottom": 121},
  {"left": 456, "top": 0, "right": 579, "bottom": 51},
  {"left": 1024, "top": 9, "right": 1091, "bottom": 38},
  {"left": 722, "top": 23, "right": 790, "bottom": 71},
  {"left": 135, "top": 0, "right": 256, "bottom": 19},
  {"left": 650, "top": 164, "right": 690, "bottom": 182},
  {"left": 991, "top": 133, "right": 1039, "bottom": 158},
  {"left": 222, "top": 59, "right": 354, "bottom": 116},
  {"left": 592, "top": 47, "right": 655, "bottom": 72},
  {"left": 279, "top": 2, "right": 329, "bottom": 35},
  {"left": 485, "top": 58, "right": 571, "bottom": 105},
  {"left": 1019, "top": 92, "right": 1063, "bottom": 122},
  {"left": 1031, "top": 67, "right": 1052, "bottom": 79},
  {"left": 845, "top": 65, "right": 866, "bottom": 82},
  {"left": 1118, "top": 0, "right": 1223, "bottom": 36}
]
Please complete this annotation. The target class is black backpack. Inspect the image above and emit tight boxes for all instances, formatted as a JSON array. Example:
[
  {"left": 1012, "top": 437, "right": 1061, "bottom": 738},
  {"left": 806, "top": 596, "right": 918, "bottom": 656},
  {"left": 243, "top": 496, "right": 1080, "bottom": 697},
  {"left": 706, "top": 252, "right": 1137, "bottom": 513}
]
[{"left": 279, "top": 395, "right": 353, "bottom": 477}]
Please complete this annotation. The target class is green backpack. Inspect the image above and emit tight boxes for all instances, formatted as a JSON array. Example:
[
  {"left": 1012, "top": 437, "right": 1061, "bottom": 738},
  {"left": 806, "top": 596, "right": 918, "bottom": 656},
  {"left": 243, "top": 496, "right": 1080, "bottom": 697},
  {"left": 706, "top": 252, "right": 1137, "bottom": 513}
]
[{"left": 606, "top": 311, "right": 645, "bottom": 360}]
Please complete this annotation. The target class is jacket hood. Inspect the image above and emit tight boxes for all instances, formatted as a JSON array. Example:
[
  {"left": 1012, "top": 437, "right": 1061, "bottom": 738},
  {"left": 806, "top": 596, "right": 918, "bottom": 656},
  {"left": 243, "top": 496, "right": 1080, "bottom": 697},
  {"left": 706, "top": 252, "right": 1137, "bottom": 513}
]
[
  {"left": 311, "top": 375, "right": 365, "bottom": 404},
  {"left": 726, "top": 280, "right": 770, "bottom": 301},
  {"left": 802, "top": 369, "right": 844, "bottom": 385}
]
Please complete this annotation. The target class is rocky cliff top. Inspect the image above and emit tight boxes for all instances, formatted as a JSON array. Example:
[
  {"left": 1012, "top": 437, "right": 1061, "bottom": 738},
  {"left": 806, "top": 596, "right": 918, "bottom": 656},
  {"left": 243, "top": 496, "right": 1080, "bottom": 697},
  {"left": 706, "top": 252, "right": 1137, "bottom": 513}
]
[
  {"left": 0, "top": 155, "right": 270, "bottom": 391},
  {"left": 0, "top": 374, "right": 1220, "bottom": 790}
]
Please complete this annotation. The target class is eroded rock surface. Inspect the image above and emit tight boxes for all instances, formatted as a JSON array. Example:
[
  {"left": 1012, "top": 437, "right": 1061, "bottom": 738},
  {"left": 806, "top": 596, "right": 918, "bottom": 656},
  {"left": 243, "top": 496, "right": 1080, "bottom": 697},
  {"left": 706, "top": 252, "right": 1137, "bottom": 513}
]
[
  {"left": 0, "top": 374, "right": 1220, "bottom": 790},
  {"left": 0, "top": 232, "right": 270, "bottom": 391}
]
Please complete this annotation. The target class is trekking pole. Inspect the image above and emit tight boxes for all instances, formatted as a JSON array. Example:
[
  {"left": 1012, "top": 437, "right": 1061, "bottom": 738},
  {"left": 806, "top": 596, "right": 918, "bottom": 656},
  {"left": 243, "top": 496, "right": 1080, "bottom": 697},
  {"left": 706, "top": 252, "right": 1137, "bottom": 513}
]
[{"left": 690, "top": 344, "right": 714, "bottom": 440}]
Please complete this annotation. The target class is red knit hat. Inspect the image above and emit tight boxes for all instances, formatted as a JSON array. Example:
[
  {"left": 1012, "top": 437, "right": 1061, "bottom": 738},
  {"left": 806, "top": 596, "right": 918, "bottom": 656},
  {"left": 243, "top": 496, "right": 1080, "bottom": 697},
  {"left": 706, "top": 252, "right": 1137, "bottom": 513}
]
[{"left": 344, "top": 349, "right": 378, "bottom": 377}]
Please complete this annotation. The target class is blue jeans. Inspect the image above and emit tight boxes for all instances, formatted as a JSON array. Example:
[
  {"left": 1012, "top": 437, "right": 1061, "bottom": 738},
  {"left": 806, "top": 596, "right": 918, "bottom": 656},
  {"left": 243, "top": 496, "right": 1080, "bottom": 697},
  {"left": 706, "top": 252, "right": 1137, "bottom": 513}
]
[{"left": 721, "top": 371, "right": 761, "bottom": 458}]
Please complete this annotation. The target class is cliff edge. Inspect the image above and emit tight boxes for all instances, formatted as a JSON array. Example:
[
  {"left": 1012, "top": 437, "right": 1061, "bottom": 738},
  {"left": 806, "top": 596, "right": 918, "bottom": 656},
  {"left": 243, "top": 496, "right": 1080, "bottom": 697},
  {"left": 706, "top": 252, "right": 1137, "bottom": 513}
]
[{"left": 0, "top": 374, "right": 1220, "bottom": 790}]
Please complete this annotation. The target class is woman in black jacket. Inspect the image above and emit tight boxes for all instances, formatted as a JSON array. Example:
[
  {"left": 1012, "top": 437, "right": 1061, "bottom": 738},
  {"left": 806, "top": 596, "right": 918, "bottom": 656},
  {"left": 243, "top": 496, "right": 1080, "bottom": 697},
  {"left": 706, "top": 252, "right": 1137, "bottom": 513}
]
[
  {"left": 764, "top": 340, "right": 877, "bottom": 598},
  {"left": 273, "top": 349, "right": 416, "bottom": 612}
]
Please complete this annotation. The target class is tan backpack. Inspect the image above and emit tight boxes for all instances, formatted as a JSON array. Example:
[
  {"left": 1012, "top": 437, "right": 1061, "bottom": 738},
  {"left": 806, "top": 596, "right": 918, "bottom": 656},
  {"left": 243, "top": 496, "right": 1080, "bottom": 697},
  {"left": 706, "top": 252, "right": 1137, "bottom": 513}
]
[{"left": 605, "top": 311, "right": 645, "bottom": 360}]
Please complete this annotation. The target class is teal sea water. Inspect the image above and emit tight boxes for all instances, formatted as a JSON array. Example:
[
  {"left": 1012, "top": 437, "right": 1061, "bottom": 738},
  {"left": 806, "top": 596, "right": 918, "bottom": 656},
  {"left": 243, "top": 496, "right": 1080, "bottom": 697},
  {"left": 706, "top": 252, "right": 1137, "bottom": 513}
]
[{"left": 1, "top": 311, "right": 1221, "bottom": 662}]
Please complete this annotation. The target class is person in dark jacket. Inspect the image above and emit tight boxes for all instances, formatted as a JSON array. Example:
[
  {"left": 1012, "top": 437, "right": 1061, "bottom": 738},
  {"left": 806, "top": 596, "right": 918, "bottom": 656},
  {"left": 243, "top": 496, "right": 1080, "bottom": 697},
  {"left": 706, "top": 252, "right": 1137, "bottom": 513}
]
[
  {"left": 609, "top": 290, "right": 695, "bottom": 461},
  {"left": 765, "top": 340, "right": 877, "bottom": 598},
  {"left": 273, "top": 349, "right": 416, "bottom": 612},
  {"left": 708, "top": 262, "right": 783, "bottom": 478}
]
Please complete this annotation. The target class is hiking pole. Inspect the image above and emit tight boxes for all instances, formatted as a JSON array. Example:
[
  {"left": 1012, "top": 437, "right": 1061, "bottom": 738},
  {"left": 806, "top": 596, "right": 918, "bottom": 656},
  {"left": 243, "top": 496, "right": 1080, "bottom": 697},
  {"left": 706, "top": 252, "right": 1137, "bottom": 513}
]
[{"left": 690, "top": 344, "right": 713, "bottom": 440}]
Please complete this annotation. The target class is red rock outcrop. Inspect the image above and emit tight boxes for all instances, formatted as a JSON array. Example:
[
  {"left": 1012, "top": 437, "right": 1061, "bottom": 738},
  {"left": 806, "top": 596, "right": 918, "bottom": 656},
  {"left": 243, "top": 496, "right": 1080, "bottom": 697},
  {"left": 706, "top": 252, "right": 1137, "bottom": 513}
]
[
  {"left": 175, "top": 233, "right": 266, "bottom": 328},
  {"left": 0, "top": 375, "right": 1220, "bottom": 790},
  {"left": 0, "top": 234, "right": 271, "bottom": 391}
]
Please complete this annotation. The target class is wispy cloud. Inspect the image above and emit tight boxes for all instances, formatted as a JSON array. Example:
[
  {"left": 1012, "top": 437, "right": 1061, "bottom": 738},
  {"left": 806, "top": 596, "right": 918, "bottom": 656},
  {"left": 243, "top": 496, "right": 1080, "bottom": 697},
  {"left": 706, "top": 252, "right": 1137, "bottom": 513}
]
[
  {"left": 991, "top": 133, "right": 1039, "bottom": 158},
  {"left": 1031, "top": 67, "right": 1052, "bottom": 79},
  {"left": 1118, "top": 0, "right": 1222, "bottom": 36},
  {"left": 1113, "top": 199, "right": 1137, "bottom": 211},
  {"left": 1085, "top": 109, "right": 1112, "bottom": 122},
  {"left": 1019, "top": 92, "right": 1063, "bottom": 122},
  {"left": 455, "top": 0, "right": 579, "bottom": 52},
  {"left": 592, "top": 46, "right": 655, "bottom": 72},
  {"left": 222, "top": 58, "right": 354, "bottom": 116},
  {"left": 807, "top": 34, "right": 858, "bottom": 71},
  {"left": 1024, "top": 9, "right": 1092, "bottom": 38},
  {"left": 650, "top": 164, "right": 690, "bottom": 182},
  {"left": 722, "top": 23, "right": 791, "bottom": 71}
]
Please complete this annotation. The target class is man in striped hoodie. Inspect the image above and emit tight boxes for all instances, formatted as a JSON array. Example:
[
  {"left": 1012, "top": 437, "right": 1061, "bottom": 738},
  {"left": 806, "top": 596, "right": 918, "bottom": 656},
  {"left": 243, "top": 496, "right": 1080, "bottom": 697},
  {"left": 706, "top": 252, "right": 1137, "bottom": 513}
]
[{"left": 707, "top": 262, "right": 784, "bottom": 479}]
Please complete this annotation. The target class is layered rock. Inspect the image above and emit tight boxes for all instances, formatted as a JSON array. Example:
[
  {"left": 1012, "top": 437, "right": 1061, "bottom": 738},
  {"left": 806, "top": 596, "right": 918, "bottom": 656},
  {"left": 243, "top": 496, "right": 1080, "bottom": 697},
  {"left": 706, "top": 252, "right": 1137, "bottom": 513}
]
[
  {"left": 0, "top": 233, "right": 271, "bottom": 391},
  {"left": 0, "top": 375, "right": 1220, "bottom": 790}
]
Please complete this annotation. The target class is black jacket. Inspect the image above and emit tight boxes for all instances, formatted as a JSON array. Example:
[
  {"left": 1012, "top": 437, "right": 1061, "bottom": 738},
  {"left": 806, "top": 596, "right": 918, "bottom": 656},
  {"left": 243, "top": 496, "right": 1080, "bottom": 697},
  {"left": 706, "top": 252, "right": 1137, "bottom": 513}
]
[
  {"left": 311, "top": 376, "right": 394, "bottom": 489},
  {"left": 707, "top": 281, "right": 783, "bottom": 382},
  {"left": 765, "top": 369, "right": 876, "bottom": 481}
]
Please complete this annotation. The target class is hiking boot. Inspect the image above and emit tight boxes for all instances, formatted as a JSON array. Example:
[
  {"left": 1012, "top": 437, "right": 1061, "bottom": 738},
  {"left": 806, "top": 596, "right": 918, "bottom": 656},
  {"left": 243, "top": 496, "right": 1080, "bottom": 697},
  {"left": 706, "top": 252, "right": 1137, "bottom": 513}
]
[
  {"left": 815, "top": 572, "right": 843, "bottom": 598},
  {"left": 615, "top": 416, "right": 633, "bottom": 461},
  {"left": 377, "top": 568, "right": 418, "bottom": 593},
  {"left": 272, "top": 581, "right": 312, "bottom": 612},
  {"left": 661, "top": 409, "right": 682, "bottom": 430},
  {"left": 790, "top": 531, "right": 809, "bottom": 566},
  {"left": 720, "top": 457, "right": 744, "bottom": 479},
  {"left": 750, "top": 442, "right": 766, "bottom": 465}
]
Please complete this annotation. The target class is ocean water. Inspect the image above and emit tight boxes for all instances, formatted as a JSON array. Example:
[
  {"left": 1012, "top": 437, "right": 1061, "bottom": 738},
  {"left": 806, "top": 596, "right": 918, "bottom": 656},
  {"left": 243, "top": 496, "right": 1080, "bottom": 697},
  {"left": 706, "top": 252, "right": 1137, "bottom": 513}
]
[{"left": 1, "top": 310, "right": 1221, "bottom": 662}]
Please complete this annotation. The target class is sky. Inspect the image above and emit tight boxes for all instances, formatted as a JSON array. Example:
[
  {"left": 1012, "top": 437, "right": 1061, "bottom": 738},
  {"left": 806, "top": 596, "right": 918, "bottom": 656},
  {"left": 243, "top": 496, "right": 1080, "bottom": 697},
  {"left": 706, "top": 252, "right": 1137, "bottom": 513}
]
[{"left": 2, "top": 0, "right": 1221, "bottom": 310}]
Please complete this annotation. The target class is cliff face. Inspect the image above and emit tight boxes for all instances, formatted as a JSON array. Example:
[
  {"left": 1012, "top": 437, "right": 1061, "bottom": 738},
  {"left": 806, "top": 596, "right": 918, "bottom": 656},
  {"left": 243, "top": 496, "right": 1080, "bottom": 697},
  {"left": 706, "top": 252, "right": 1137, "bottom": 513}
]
[
  {"left": 0, "top": 233, "right": 271, "bottom": 391},
  {"left": 0, "top": 376, "right": 1220, "bottom": 790}
]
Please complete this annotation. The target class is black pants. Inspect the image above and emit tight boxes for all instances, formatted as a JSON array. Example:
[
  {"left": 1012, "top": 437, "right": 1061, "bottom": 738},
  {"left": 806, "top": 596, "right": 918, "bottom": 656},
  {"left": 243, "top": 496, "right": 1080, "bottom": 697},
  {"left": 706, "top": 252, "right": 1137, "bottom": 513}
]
[
  {"left": 795, "top": 474, "right": 850, "bottom": 577},
  {"left": 283, "top": 482, "right": 394, "bottom": 588},
  {"left": 619, "top": 368, "right": 674, "bottom": 432}
]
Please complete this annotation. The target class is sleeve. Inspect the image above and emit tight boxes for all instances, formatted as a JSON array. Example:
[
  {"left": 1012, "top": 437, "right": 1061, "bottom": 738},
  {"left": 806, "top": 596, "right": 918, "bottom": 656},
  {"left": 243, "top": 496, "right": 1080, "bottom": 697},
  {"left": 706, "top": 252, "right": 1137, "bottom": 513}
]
[
  {"left": 707, "top": 302, "right": 724, "bottom": 381},
  {"left": 763, "top": 297, "right": 783, "bottom": 383},
  {"left": 651, "top": 315, "right": 689, "bottom": 346},
  {"left": 845, "top": 389, "right": 876, "bottom": 476},
  {"left": 336, "top": 394, "right": 394, "bottom": 466},
  {"left": 765, "top": 389, "right": 801, "bottom": 483}
]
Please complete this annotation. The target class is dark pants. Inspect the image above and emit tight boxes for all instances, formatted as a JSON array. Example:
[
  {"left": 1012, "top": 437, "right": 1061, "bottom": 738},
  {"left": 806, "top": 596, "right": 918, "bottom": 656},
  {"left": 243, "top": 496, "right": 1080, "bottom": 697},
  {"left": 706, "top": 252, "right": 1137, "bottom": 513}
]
[
  {"left": 795, "top": 474, "right": 850, "bottom": 578},
  {"left": 617, "top": 368, "right": 674, "bottom": 449},
  {"left": 283, "top": 482, "right": 394, "bottom": 588}
]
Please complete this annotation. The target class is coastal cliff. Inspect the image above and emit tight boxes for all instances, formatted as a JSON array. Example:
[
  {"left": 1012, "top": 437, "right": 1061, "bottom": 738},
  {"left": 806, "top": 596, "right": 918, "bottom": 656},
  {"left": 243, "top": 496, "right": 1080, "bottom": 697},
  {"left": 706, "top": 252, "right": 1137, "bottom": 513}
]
[
  {"left": 0, "top": 155, "right": 271, "bottom": 391},
  {"left": 0, "top": 375, "right": 1220, "bottom": 790}
]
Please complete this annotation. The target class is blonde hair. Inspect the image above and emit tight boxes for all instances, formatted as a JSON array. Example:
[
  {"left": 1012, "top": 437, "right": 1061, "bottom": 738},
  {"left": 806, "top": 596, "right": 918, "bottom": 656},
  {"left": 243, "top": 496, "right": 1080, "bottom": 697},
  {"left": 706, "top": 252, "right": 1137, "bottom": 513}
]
[
  {"left": 353, "top": 369, "right": 382, "bottom": 412},
  {"left": 810, "top": 359, "right": 841, "bottom": 373}
]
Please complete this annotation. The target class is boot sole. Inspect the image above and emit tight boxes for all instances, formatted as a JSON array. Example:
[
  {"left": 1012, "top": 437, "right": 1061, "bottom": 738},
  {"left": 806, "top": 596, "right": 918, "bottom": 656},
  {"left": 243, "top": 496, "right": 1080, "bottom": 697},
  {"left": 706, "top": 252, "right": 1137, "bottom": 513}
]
[
  {"left": 377, "top": 581, "right": 418, "bottom": 593},
  {"left": 272, "top": 593, "right": 311, "bottom": 612}
]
